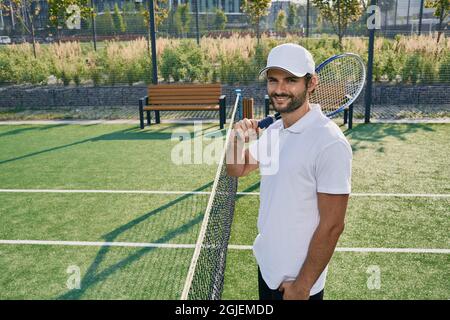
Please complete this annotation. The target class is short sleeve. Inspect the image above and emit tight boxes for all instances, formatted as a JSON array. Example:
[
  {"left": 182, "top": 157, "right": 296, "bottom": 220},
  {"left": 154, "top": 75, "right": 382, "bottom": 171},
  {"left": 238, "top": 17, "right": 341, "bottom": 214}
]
[{"left": 316, "top": 140, "right": 352, "bottom": 194}]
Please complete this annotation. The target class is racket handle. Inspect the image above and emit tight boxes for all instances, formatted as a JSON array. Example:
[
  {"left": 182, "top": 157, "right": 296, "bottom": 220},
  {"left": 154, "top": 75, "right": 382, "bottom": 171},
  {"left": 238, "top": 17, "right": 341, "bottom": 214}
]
[{"left": 258, "top": 113, "right": 281, "bottom": 129}]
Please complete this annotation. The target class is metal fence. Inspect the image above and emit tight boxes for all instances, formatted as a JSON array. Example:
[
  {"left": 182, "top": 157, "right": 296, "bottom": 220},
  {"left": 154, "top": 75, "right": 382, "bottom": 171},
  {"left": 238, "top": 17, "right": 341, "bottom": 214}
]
[{"left": 0, "top": 0, "right": 448, "bottom": 121}]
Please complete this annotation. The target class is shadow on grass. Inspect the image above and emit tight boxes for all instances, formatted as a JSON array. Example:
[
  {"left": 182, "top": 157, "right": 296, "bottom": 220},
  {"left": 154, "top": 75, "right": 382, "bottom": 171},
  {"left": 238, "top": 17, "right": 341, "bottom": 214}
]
[
  {"left": 57, "top": 181, "right": 213, "bottom": 300},
  {"left": 0, "top": 123, "right": 219, "bottom": 165},
  {"left": 0, "top": 124, "right": 68, "bottom": 138},
  {"left": 343, "top": 123, "right": 435, "bottom": 153}
]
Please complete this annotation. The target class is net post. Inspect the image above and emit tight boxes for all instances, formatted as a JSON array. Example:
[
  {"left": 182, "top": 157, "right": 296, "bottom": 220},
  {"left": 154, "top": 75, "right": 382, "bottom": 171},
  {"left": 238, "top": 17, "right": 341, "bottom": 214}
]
[
  {"left": 235, "top": 89, "right": 243, "bottom": 121},
  {"left": 242, "top": 97, "right": 254, "bottom": 119},
  {"left": 264, "top": 95, "right": 270, "bottom": 117}
]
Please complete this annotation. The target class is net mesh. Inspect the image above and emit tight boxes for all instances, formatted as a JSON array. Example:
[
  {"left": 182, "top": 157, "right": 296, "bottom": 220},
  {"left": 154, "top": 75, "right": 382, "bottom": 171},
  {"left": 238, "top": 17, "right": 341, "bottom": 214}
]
[
  {"left": 311, "top": 54, "right": 366, "bottom": 116},
  {"left": 182, "top": 92, "right": 241, "bottom": 300}
]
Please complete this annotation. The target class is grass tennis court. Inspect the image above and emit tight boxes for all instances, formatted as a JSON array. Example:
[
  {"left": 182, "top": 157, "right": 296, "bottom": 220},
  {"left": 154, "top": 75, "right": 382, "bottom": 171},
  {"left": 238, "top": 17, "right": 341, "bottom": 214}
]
[{"left": 0, "top": 122, "right": 448, "bottom": 299}]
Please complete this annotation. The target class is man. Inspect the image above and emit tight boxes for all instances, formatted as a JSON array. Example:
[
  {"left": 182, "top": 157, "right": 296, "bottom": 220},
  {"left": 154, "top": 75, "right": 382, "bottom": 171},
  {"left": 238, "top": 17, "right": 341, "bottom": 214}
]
[{"left": 226, "top": 43, "right": 352, "bottom": 300}]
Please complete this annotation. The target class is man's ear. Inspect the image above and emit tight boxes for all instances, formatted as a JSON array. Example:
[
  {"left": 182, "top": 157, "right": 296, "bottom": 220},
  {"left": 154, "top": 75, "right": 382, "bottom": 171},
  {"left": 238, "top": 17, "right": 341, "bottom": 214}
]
[
  {"left": 307, "top": 74, "right": 319, "bottom": 94},
  {"left": 308, "top": 74, "right": 319, "bottom": 93}
]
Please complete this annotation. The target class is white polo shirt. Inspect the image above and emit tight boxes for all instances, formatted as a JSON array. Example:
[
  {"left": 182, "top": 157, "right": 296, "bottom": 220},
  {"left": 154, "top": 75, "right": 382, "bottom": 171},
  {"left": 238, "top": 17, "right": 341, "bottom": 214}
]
[{"left": 248, "top": 104, "right": 352, "bottom": 295}]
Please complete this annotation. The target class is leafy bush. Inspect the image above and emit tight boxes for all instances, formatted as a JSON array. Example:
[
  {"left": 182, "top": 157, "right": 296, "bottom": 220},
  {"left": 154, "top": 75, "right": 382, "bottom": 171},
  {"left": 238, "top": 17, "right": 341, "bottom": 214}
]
[
  {"left": 372, "top": 56, "right": 382, "bottom": 82},
  {"left": 253, "top": 42, "right": 269, "bottom": 73},
  {"left": 160, "top": 41, "right": 207, "bottom": 82},
  {"left": 160, "top": 46, "right": 185, "bottom": 82},
  {"left": 402, "top": 55, "right": 422, "bottom": 84},
  {"left": 0, "top": 35, "right": 447, "bottom": 86},
  {"left": 89, "top": 66, "right": 102, "bottom": 86},
  {"left": 59, "top": 70, "right": 72, "bottom": 86},
  {"left": 124, "top": 62, "right": 143, "bottom": 86},
  {"left": 438, "top": 55, "right": 450, "bottom": 83},
  {"left": 219, "top": 52, "right": 255, "bottom": 84},
  {"left": 0, "top": 52, "right": 13, "bottom": 84},
  {"left": 382, "top": 54, "right": 397, "bottom": 82},
  {"left": 421, "top": 59, "right": 436, "bottom": 84},
  {"left": 140, "top": 56, "right": 153, "bottom": 84}
]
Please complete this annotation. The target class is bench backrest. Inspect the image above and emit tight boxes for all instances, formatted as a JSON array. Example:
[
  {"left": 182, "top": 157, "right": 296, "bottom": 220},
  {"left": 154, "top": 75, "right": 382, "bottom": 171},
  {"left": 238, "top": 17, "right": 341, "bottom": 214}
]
[{"left": 147, "top": 83, "right": 222, "bottom": 105}]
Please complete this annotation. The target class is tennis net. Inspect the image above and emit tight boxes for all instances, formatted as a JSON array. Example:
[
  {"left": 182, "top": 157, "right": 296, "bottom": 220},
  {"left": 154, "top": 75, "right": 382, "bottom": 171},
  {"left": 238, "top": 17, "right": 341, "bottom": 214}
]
[{"left": 181, "top": 91, "right": 242, "bottom": 300}]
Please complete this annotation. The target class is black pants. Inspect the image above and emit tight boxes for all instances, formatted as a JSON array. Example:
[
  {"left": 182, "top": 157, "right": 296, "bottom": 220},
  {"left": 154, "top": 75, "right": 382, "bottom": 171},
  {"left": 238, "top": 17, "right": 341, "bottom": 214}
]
[{"left": 258, "top": 267, "right": 324, "bottom": 300}]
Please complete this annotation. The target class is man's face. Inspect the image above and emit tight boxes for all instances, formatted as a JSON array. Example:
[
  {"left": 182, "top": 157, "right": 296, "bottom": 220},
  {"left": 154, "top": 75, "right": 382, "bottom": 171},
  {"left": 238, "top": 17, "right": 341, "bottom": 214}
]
[{"left": 267, "top": 68, "right": 309, "bottom": 114}]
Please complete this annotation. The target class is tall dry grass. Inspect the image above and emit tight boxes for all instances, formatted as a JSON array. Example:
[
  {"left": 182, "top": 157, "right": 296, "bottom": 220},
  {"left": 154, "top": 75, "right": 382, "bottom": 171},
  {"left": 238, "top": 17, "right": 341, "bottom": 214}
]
[{"left": 1, "top": 34, "right": 448, "bottom": 86}]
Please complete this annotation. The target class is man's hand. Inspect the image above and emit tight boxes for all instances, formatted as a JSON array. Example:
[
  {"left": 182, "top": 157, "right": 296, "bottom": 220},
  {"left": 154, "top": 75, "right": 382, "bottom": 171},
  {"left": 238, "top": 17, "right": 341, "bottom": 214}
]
[
  {"left": 226, "top": 118, "right": 260, "bottom": 177},
  {"left": 232, "top": 118, "right": 259, "bottom": 143},
  {"left": 278, "top": 281, "right": 310, "bottom": 300}
]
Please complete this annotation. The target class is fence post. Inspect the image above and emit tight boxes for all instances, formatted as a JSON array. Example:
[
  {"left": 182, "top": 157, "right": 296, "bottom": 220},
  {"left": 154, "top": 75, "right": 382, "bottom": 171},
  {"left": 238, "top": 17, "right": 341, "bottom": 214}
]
[
  {"left": 365, "top": 0, "right": 377, "bottom": 124},
  {"left": 348, "top": 103, "right": 353, "bottom": 130},
  {"left": 418, "top": 0, "right": 425, "bottom": 36}
]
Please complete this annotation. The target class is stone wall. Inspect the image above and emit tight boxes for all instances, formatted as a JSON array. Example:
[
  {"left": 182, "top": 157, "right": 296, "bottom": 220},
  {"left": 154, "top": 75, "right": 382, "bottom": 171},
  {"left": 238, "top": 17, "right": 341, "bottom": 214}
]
[{"left": 0, "top": 83, "right": 449, "bottom": 109}]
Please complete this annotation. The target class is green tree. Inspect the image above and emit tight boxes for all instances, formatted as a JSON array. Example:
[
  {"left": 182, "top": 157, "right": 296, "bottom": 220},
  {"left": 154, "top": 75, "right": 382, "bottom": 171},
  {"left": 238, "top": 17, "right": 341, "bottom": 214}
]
[
  {"left": 0, "top": 0, "right": 42, "bottom": 57},
  {"left": 140, "top": 1, "right": 168, "bottom": 54},
  {"left": 95, "top": 3, "right": 114, "bottom": 35},
  {"left": 241, "top": 0, "right": 271, "bottom": 44},
  {"left": 438, "top": 54, "right": 450, "bottom": 82},
  {"left": 425, "top": 0, "right": 449, "bottom": 43},
  {"left": 121, "top": 1, "right": 133, "bottom": 32},
  {"left": 140, "top": 0, "right": 168, "bottom": 31},
  {"left": 47, "top": 0, "right": 92, "bottom": 43},
  {"left": 113, "top": 3, "right": 126, "bottom": 34},
  {"left": 214, "top": 8, "right": 227, "bottom": 31},
  {"left": 312, "top": 0, "right": 363, "bottom": 50},
  {"left": 174, "top": 3, "right": 191, "bottom": 37},
  {"left": 287, "top": 2, "right": 298, "bottom": 31},
  {"left": 275, "top": 10, "right": 287, "bottom": 34}
]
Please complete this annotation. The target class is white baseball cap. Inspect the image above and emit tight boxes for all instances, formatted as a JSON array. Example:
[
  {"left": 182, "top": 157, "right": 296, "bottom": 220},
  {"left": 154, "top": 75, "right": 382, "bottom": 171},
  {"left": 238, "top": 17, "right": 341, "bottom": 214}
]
[{"left": 259, "top": 43, "right": 315, "bottom": 78}]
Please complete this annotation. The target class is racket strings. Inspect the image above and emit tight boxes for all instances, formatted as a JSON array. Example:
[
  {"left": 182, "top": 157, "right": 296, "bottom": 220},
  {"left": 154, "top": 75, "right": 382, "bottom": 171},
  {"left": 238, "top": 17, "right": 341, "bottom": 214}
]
[{"left": 311, "top": 56, "right": 365, "bottom": 115}]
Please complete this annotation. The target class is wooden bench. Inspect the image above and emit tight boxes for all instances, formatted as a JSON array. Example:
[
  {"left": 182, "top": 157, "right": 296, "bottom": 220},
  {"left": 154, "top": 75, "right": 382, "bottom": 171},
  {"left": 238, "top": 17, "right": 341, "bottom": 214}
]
[{"left": 139, "top": 83, "right": 226, "bottom": 129}]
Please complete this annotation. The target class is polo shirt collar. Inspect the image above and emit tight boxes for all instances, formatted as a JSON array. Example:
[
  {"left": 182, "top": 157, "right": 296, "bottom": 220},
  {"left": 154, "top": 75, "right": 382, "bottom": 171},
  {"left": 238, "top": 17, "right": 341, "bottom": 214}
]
[{"left": 282, "top": 104, "right": 322, "bottom": 134}]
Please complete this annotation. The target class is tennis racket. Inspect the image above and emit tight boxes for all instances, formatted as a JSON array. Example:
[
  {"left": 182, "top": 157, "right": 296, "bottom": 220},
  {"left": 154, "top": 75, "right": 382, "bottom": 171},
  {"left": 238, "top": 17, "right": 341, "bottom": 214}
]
[{"left": 258, "top": 53, "right": 366, "bottom": 129}]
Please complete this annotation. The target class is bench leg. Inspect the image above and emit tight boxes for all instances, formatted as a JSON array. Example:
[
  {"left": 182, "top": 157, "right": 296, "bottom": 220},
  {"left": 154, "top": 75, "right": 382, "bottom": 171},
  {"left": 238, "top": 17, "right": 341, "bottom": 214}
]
[
  {"left": 219, "top": 109, "right": 224, "bottom": 129},
  {"left": 344, "top": 109, "right": 348, "bottom": 125},
  {"left": 146, "top": 111, "right": 151, "bottom": 125},
  {"left": 139, "top": 100, "right": 144, "bottom": 129},
  {"left": 155, "top": 111, "right": 161, "bottom": 124},
  {"left": 219, "top": 96, "right": 226, "bottom": 129}
]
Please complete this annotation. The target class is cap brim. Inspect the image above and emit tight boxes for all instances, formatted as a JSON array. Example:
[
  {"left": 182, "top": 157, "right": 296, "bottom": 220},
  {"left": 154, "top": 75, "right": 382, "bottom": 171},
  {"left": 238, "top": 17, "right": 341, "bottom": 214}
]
[{"left": 258, "top": 66, "right": 307, "bottom": 79}]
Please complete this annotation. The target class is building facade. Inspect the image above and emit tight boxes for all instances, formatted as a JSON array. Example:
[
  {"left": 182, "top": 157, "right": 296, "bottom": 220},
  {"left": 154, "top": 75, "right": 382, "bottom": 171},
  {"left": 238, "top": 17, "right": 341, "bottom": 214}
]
[{"left": 0, "top": 0, "right": 244, "bottom": 34}]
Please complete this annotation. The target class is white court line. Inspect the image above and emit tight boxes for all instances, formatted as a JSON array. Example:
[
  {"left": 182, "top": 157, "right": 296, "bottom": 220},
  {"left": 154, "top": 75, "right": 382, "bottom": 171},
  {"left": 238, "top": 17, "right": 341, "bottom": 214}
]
[
  {"left": 0, "top": 239, "right": 195, "bottom": 249},
  {"left": 0, "top": 189, "right": 449, "bottom": 198},
  {"left": 0, "top": 240, "right": 448, "bottom": 254},
  {"left": 0, "top": 189, "right": 211, "bottom": 195},
  {"left": 229, "top": 245, "right": 450, "bottom": 254},
  {"left": 349, "top": 193, "right": 450, "bottom": 198}
]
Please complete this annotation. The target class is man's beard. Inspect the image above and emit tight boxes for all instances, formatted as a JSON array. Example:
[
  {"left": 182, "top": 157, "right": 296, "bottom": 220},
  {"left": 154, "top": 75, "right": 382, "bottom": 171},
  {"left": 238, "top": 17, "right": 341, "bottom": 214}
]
[{"left": 270, "top": 90, "right": 308, "bottom": 114}]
